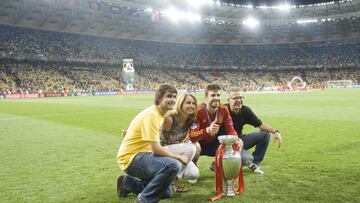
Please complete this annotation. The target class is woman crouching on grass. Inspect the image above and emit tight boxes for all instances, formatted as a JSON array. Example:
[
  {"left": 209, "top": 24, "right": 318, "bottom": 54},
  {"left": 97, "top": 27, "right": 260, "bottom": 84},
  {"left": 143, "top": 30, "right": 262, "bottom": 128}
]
[{"left": 160, "top": 92, "right": 200, "bottom": 192}]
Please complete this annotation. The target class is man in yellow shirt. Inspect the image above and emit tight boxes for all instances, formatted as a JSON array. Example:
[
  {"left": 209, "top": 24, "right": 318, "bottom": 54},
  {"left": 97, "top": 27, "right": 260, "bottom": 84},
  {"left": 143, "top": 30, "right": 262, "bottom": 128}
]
[{"left": 117, "top": 84, "right": 189, "bottom": 203}]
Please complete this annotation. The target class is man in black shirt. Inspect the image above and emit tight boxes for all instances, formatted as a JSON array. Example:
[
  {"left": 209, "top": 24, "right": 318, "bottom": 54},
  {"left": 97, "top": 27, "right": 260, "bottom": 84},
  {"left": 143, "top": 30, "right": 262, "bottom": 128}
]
[{"left": 223, "top": 87, "right": 283, "bottom": 174}]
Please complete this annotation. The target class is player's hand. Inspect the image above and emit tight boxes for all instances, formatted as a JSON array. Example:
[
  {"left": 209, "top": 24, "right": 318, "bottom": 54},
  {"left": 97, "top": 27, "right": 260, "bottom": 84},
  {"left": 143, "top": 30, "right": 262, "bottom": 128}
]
[
  {"left": 233, "top": 139, "right": 243, "bottom": 151},
  {"left": 178, "top": 155, "right": 190, "bottom": 165},
  {"left": 207, "top": 119, "right": 219, "bottom": 136},
  {"left": 121, "top": 129, "right": 127, "bottom": 137},
  {"left": 274, "top": 132, "right": 283, "bottom": 148}
]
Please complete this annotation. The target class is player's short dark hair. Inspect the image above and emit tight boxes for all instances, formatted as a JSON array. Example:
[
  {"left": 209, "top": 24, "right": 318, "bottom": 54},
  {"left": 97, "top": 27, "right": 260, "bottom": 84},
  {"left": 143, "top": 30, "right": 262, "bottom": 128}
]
[
  {"left": 155, "top": 84, "right": 177, "bottom": 105},
  {"left": 205, "top": 83, "right": 221, "bottom": 96}
]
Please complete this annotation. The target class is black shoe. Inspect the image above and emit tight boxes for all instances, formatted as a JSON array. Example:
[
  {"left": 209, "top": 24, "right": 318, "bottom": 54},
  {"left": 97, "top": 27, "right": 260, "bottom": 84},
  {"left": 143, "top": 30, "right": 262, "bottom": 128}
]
[
  {"left": 210, "top": 161, "right": 215, "bottom": 172},
  {"left": 117, "top": 175, "right": 130, "bottom": 197}
]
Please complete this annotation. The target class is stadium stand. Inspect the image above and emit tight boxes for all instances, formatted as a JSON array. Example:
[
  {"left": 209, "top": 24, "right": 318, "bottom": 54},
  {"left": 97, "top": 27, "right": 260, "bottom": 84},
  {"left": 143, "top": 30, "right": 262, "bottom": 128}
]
[{"left": 0, "top": 0, "right": 359, "bottom": 97}]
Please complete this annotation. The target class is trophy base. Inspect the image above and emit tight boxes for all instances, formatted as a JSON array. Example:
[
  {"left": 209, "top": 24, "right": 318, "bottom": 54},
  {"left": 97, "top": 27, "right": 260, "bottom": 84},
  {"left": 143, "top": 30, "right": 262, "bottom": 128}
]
[{"left": 223, "top": 185, "right": 236, "bottom": 196}]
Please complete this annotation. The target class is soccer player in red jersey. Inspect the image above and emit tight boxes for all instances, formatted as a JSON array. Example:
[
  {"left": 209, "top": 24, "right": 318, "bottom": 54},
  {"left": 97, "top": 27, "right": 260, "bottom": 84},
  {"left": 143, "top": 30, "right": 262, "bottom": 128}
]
[{"left": 188, "top": 83, "right": 243, "bottom": 167}]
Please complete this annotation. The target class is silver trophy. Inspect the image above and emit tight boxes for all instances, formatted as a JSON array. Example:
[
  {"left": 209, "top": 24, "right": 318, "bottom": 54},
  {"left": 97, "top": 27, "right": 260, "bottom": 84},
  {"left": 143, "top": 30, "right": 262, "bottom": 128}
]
[{"left": 218, "top": 135, "right": 242, "bottom": 196}]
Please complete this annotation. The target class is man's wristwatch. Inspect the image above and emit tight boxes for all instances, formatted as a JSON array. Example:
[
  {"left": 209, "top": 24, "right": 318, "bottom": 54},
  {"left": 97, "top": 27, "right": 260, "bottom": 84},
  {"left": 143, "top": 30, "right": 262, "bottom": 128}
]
[{"left": 272, "top": 129, "right": 280, "bottom": 134}]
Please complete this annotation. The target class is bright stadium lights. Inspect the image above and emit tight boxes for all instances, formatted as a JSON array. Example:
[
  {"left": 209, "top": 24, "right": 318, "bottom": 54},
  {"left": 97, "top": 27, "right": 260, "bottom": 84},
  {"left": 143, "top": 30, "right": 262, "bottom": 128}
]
[
  {"left": 320, "top": 18, "right": 333, "bottom": 22},
  {"left": 220, "top": 0, "right": 350, "bottom": 9},
  {"left": 296, "top": 19, "right": 318, "bottom": 24},
  {"left": 163, "top": 7, "right": 180, "bottom": 22},
  {"left": 277, "top": 4, "right": 291, "bottom": 11},
  {"left": 203, "top": 16, "right": 216, "bottom": 24},
  {"left": 247, "top": 4, "right": 254, "bottom": 9},
  {"left": 243, "top": 17, "right": 259, "bottom": 28},
  {"left": 187, "top": 1, "right": 200, "bottom": 9},
  {"left": 186, "top": 12, "right": 201, "bottom": 23},
  {"left": 259, "top": 5, "right": 268, "bottom": 10},
  {"left": 144, "top": 7, "right": 153, "bottom": 13},
  {"left": 217, "top": 20, "right": 225, "bottom": 24},
  {"left": 187, "top": 0, "right": 213, "bottom": 9},
  {"left": 162, "top": 7, "right": 201, "bottom": 23}
]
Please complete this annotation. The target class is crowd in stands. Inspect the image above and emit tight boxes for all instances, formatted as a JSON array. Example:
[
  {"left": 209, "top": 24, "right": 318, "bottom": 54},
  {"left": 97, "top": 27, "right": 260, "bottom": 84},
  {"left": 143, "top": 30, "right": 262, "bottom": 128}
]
[
  {"left": 1, "top": 61, "right": 359, "bottom": 95},
  {"left": 0, "top": 62, "right": 121, "bottom": 95},
  {"left": 0, "top": 25, "right": 359, "bottom": 95},
  {"left": 1, "top": 25, "right": 359, "bottom": 69}
]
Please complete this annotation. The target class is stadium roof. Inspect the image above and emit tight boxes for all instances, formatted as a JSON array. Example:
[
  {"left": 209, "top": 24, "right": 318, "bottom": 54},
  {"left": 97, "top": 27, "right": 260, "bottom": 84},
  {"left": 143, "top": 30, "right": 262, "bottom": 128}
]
[
  {"left": 221, "top": 0, "right": 340, "bottom": 6},
  {"left": 0, "top": 0, "right": 359, "bottom": 45}
]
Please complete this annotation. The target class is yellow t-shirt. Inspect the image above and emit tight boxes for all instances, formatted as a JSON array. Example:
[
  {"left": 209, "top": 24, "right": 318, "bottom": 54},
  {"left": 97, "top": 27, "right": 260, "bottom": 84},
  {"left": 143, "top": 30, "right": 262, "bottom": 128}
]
[{"left": 117, "top": 105, "right": 164, "bottom": 170}]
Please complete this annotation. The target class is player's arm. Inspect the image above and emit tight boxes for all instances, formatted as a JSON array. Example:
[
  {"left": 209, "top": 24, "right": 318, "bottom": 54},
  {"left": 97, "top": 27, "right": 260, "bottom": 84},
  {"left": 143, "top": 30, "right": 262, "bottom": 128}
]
[
  {"left": 162, "top": 116, "right": 173, "bottom": 132},
  {"left": 259, "top": 123, "right": 283, "bottom": 148},
  {"left": 188, "top": 122, "right": 207, "bottom": 142},
  {"left": 223, "top": 107, "right": 238, "bottom": 135},
  {"left": 188, "top": 115, "right": 215, "bottom": 142},
  {"left": 223, "top": 108, "right": 243, "bottom": 150},
  {"left": 142, "top": 115, "right": 189, "bottom": 164},
  {"left": 121, "top": 129, "right": 127, "bottom": 137},
  {"left": 150, "top": 142, "right": 189, "bottom": 165},
  {"left": 258, "top": 122, "right": 277, "bottom": 133}
]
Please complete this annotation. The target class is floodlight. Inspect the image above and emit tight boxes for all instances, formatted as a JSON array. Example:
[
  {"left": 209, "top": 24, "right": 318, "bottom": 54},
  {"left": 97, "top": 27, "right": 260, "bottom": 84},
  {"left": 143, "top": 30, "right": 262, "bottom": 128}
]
[
  {"left": 187, "top": 0, "right": 202, "bottom": 9},
  {"left": 296, "top": 19, "right": 318, "bottom": 24},
  {"left": 217, "top": 20, "right": 225, "bottom": 24},
  {"left": 320, "top": 18, "right": 332, "bottom": 22},
  {"left": 277, "top": 4, "right": 291, "bottom": 11},
  {"left": 187, "top": 0, "right": 213, "bottom": 9},
  {"left": 259, "top": 5, "right": 268, "bottom": 9},
  {"left": 163, "top": 7, "right": 180, "bottom": 23},
  {"left": 163, "top": 7, "right": 201, "bottom": 23},
  {"left": 145, "top": 8, "right": 153, "bottom": 13},
  {"left": 243, "top": 17, "right": 259, "bottom": 28},
  {"left": 186, "top": 12, "right": 201, "bottom": 23},
  {"left": 248, "top": 4, "right": 254, "bottom": 9}
]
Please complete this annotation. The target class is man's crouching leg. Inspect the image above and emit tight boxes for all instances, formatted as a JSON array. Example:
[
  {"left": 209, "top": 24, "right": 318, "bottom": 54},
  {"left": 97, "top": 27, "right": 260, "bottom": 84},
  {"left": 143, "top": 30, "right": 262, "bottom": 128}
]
[{"left": 137, "top": 156, "right": 182, "bottom": 203}]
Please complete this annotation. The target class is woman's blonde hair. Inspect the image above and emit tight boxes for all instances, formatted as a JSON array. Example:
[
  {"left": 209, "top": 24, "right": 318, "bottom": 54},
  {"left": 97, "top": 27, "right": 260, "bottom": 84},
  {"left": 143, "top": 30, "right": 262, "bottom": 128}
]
[{"left": 167, "top": 92, "right": 197, "bottom": 123}]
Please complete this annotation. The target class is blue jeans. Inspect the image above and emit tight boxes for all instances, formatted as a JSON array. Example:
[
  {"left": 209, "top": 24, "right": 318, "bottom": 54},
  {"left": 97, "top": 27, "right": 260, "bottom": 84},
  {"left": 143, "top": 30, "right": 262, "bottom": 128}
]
[
  {"left": 240, "top": 130, "right": 271, "bottom": 165},
  {"left": 123, "top": 152, "right": 182, "bottom": 203}
]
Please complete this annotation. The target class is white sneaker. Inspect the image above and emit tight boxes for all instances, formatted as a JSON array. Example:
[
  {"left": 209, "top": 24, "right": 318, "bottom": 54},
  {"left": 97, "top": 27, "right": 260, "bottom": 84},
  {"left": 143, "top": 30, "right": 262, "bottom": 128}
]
[
  {"left": 253, "top": 167, "right": 264, "bottom": 175},
  {"left": 188, "top": 179, "right": 197, "bottom": 184},
  {"left": 249, "top": 164, "right": 264, "bottom": 175}
]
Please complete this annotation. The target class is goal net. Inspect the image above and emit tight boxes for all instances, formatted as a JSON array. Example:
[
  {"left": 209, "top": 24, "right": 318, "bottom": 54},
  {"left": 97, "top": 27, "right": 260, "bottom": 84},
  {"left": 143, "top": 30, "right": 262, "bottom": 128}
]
[{"left": 326, "top": 80, "right": 353, "bottom": 88}]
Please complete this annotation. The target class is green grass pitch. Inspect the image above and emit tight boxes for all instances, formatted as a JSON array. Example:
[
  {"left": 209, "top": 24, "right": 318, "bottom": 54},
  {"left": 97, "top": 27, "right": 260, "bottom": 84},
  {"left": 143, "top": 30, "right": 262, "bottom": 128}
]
[{"left": 0, "top": 88, "right": 359, "bottom": 202}]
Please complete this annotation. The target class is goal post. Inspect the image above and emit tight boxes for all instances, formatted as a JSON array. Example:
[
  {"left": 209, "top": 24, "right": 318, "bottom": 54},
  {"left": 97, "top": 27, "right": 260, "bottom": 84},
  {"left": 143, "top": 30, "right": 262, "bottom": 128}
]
[{"left": 326, "top": 80, "right": 353, "bottom": 88}]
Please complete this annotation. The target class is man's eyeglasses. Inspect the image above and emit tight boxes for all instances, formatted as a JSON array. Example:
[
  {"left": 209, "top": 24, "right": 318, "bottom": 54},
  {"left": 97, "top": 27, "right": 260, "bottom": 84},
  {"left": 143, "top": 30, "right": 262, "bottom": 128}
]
[{"left": 231, "top": 96, "right": 244, "bottom": 100}]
